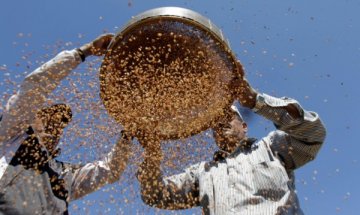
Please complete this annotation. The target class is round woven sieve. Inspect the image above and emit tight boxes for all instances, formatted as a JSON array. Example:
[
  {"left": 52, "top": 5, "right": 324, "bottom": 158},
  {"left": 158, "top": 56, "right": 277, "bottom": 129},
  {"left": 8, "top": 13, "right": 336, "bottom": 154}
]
[{"left": 100, "top": 7, "right": 243, "bottom": 140}]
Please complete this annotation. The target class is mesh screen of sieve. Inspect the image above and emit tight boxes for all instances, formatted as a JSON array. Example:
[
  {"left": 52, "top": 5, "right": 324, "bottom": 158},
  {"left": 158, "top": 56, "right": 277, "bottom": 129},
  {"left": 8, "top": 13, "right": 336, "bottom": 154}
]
[{"left": 100, "top": 16, "right": 241, "bottom": 140}]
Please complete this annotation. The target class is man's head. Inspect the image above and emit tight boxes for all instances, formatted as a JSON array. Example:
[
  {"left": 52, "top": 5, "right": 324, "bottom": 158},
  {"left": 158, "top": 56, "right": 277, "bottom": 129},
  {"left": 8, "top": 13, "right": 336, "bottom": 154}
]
[
  {"left": 31, "top": 104, "right": 72, "bottom": 153},
  {"left": 213, "top": 105, "right": 248, "bottom": 153}
]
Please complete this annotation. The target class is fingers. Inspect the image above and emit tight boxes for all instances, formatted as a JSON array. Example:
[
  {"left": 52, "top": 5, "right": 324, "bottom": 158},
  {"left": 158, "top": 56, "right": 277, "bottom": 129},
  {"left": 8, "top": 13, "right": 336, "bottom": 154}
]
[
  {"left": 97, "top": 33, "right": 114, "bottom": 47},
  {"left": 91, "top": 33, "right": 114, "bottom": 56}
]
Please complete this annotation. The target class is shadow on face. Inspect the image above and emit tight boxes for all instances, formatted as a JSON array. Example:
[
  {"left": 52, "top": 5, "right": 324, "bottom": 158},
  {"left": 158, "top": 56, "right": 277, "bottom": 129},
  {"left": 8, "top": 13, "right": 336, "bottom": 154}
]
[{"left": 213, "top": 110, "right": 248, "bottom": 153}]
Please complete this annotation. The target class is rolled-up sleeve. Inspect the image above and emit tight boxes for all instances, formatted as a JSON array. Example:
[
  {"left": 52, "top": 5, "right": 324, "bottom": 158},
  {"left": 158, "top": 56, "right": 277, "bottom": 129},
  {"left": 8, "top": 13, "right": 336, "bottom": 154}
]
[
  {"left": 255, "top": 93, "right": 326, "bottom": 169},
  {"left": 68, "top": 139, "right": 131, "bottom": 200}
]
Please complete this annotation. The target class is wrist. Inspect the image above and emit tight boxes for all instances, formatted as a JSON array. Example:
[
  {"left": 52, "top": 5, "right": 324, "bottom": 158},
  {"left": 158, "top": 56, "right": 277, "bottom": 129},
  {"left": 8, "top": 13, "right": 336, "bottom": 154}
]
[
  {"left": 240, "top": 89, "right": 257, "bottom": 109},
  {"left": 247, "top": 90, "right": 258, "bottom": 109},
  {"left": 75, "top": 48, "right": 86, "bottom": 62},
  {"left": 78, "top": 43, "right": 93, "bottom": 59},
  {"left": 252, "top": 93, "right": 266, "bottom": 112}
]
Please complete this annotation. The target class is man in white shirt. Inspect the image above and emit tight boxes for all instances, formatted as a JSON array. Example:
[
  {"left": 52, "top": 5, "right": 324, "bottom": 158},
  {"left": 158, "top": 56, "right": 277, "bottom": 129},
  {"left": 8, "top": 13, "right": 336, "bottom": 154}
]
[
  {"left": 0, "top": 34, "right": 132, "bottom": 215},
  {"left": 137, "top": 63, "right": 326, "bottom": 215}
]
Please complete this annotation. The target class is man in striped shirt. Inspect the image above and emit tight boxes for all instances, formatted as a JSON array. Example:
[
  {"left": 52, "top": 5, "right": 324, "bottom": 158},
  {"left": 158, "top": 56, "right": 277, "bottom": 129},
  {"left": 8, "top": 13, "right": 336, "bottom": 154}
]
[{"left": 137, "top": 63, "right": 326, "bottom": 215}]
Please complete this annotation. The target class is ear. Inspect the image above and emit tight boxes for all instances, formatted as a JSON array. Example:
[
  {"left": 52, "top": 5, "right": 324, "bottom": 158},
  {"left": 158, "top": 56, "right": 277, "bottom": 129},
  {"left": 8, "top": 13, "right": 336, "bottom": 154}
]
[{"left": 242, "top": 122, "right": 248, "bottom": 132}]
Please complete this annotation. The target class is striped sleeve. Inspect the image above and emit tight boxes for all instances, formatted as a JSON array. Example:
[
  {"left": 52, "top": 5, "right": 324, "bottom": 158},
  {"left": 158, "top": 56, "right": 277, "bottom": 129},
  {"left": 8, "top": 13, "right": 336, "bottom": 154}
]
[{"left": 255, "top": 93, "right": 326, "bottom": 169}]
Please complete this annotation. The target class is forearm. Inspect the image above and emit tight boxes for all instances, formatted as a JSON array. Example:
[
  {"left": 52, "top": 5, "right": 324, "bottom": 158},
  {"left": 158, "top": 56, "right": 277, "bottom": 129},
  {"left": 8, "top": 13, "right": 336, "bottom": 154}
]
[
  {"left": 0, "top": 33, "right": 113, "bottom": 144},
  {"left": 254, "top": 93, "right": 326, "bottom": 144},
  {"left": 23, "top": 50, "right": 81, "bottom": 90},
  {"left": 70, "top": 138, "right": 131, "bottom": 200}
]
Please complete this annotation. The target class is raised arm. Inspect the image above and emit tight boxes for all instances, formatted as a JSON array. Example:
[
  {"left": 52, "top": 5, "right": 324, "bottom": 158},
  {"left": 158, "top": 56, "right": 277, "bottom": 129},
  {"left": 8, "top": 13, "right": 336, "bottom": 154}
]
[
  {"left": 253, "top": 93, "right": 326, "bottom": 170},
  {"left": 0, "top": 34, "right": 113, "bottom": 159},
  {"left": 0, "top": 50, "right": 81, "bottom": 144},
  {"left": 0, "top": 34, "right": 113, "bottom": 144},
  {"left": 68, "top": 132, "right": 132, "bottom": 200},
  {"left": 137, "top": 135, "right": 200, "bottom": 210},
  {"left": 234, "top": 62, "right": 326, "bottom": 170}
]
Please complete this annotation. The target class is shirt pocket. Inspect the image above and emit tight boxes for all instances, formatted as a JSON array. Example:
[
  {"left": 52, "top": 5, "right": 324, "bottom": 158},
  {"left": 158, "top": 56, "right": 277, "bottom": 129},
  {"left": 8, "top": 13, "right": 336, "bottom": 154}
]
[
  {"left": 248, "top": 143, "right": 290, "bottom": 201},
  {"left": 251, "top": 158, "right": 289, "bottom": 201}
]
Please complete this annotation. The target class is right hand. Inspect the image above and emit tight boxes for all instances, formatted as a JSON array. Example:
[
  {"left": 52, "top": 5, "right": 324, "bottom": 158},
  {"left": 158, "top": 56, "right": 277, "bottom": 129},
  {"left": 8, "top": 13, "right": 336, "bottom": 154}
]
[{"left": 79, "top": 33, "right": 114, "bottom": 57}]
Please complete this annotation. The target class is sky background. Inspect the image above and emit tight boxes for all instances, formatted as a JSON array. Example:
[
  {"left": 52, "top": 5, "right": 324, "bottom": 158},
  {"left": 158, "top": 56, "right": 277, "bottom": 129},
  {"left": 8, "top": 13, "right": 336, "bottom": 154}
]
[{"left": 1, "top": 0, "right": 359, "bottom": 214}]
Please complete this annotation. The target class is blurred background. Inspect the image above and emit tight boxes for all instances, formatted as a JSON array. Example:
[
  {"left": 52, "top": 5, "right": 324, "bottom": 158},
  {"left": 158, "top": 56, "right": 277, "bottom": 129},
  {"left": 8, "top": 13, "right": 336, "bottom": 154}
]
[{"left": 1, "top": 0, "right": 359, "bottom": 214}]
